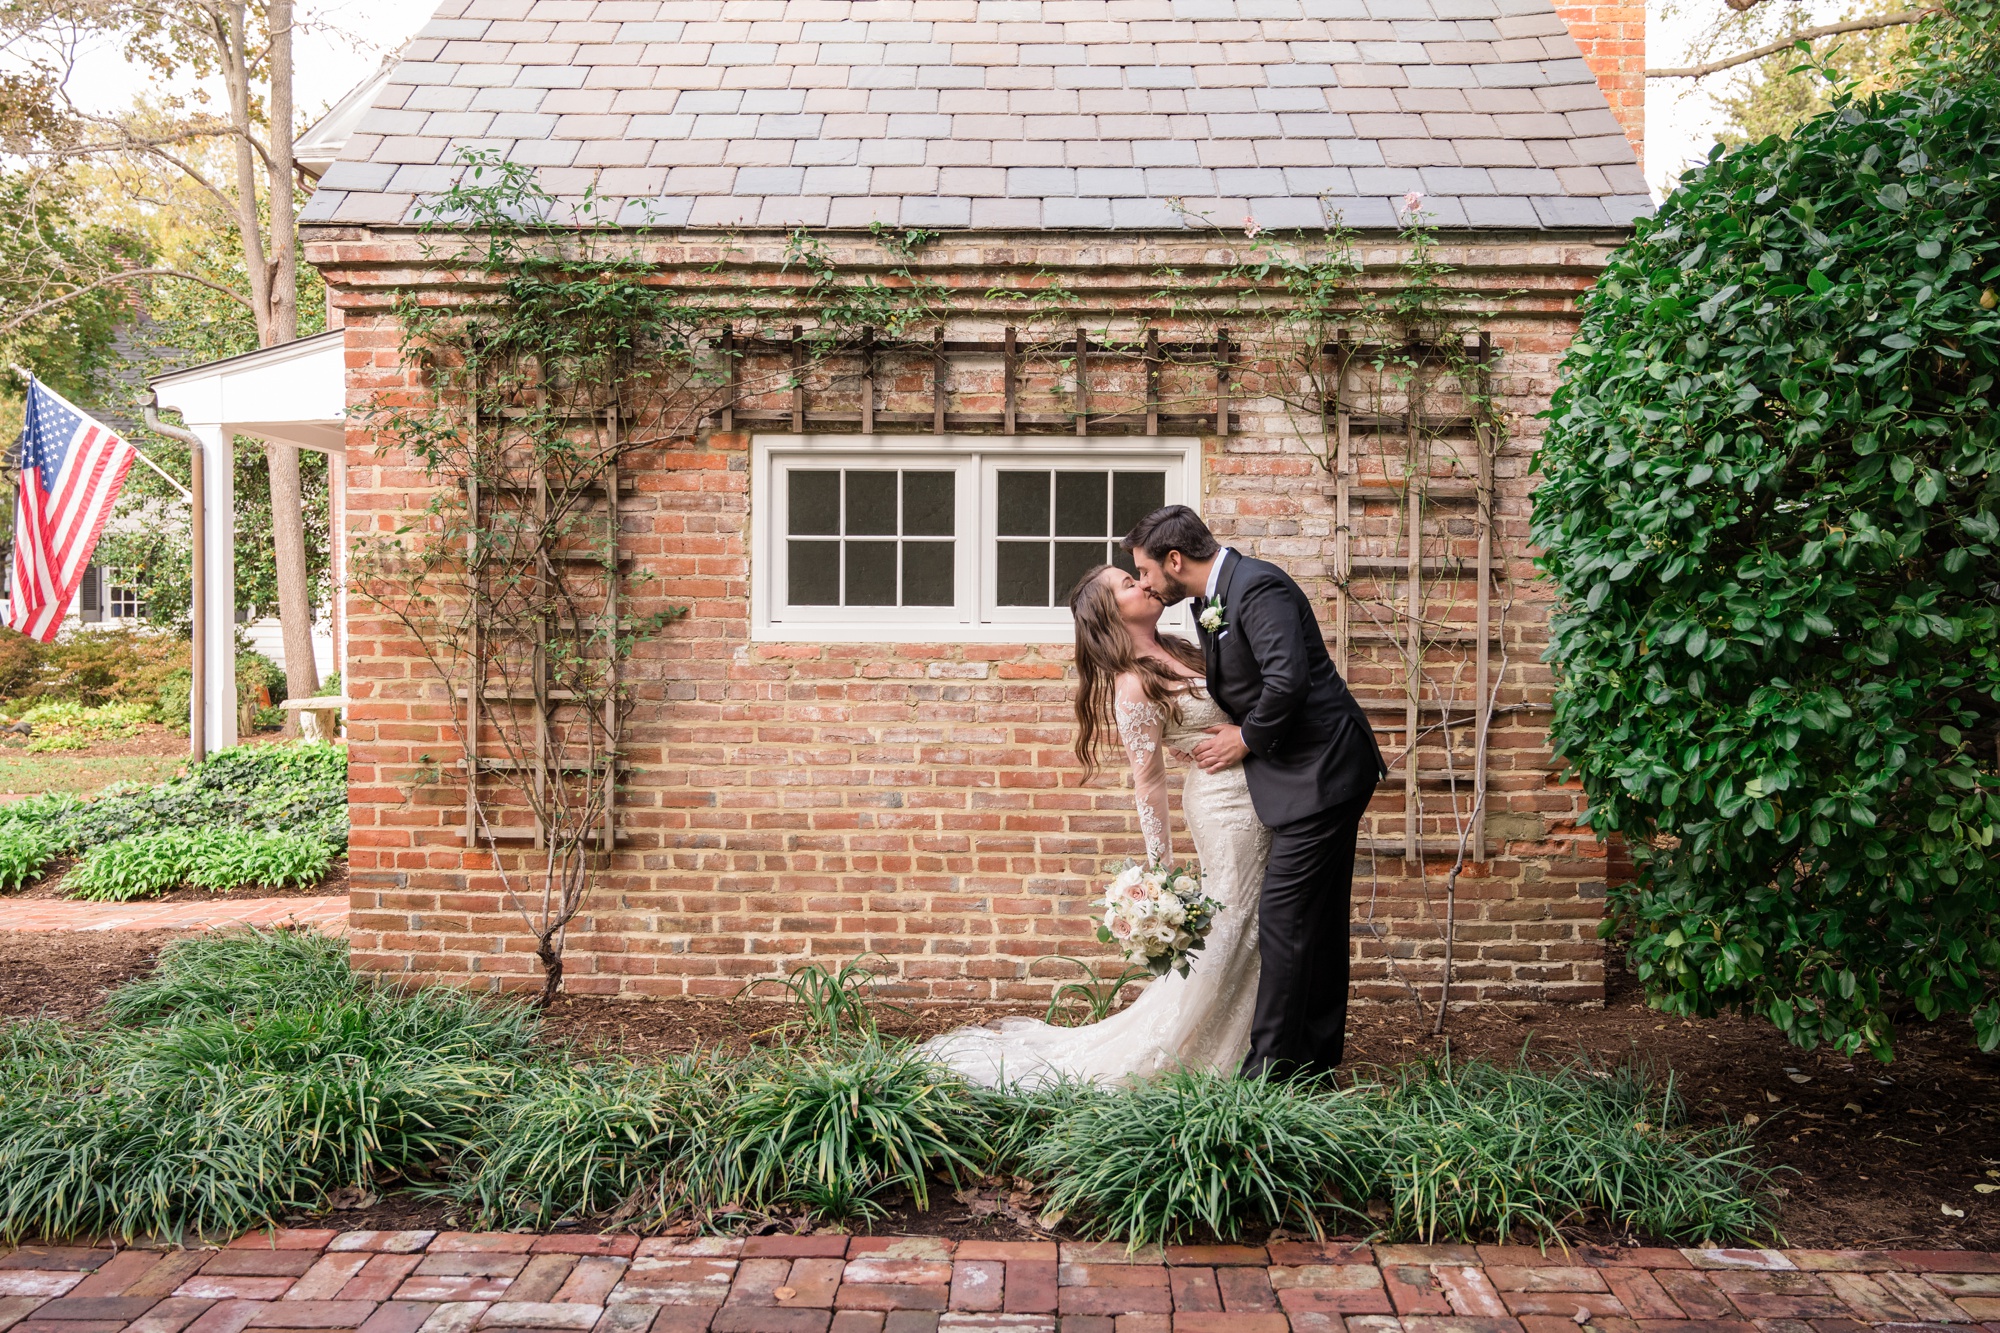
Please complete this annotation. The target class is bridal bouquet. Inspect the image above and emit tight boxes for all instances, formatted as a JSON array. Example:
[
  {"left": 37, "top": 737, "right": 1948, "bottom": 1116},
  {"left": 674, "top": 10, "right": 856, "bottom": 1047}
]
[{"left": 1096, "top": 861, "right": 1224, "bottom": 978}]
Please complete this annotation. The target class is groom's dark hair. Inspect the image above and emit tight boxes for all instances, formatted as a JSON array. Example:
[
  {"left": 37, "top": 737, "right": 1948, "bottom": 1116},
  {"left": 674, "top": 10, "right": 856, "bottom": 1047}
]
[{"left": 1123, "top": 505, "right": 1220, "bottom": 563}]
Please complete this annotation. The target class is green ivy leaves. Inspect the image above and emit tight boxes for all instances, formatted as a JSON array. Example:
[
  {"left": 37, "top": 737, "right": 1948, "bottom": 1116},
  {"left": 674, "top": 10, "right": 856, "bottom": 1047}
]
[{"left": 1535, "top": 67, "right": 2000, "bottom": 1062}]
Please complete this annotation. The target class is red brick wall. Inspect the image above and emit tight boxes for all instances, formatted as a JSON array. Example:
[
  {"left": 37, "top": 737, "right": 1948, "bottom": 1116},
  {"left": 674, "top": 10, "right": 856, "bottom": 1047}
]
[
  {"left": 1555, "top": 0, "right": 1647, "bottom": 168},
  {"left": 312, "top": 229, "right": 1625, "bottom": 1011}
]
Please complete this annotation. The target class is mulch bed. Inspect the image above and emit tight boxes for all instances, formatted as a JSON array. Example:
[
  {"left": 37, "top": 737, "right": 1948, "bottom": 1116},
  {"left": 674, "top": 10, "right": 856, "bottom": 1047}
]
[
  {"left": 4, "top": 928, "right": 1997, "bottom": 1250},
  {"left": 0, "top": 929, "right": 183, "bottom": 1022}
]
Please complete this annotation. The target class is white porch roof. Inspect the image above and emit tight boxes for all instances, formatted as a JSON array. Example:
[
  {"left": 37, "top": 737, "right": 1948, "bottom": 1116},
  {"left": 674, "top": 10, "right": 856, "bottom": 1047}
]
[
  {"left": 148, "top": 330, "right": 349, "bottom": 756},
  {"left": 151, "top": 329, "right": 347, "bottom": 454}
]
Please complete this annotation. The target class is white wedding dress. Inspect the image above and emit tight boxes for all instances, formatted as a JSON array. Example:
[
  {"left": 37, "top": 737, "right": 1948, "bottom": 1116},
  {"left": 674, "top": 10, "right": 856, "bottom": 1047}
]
[{"left": 920, "top": 684, "right": 1272, "bottom": 1088}]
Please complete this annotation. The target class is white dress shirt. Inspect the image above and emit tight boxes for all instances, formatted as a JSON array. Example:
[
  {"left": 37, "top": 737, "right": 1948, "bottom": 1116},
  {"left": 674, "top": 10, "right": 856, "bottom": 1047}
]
[{"left": 1204, "top": 547, "right": 1234, "bottom": 600}]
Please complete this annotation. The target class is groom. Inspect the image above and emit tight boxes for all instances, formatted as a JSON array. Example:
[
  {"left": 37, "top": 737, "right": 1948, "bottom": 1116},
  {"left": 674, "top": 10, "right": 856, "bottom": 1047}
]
[{"left": 1124, "top": 506, "right": 1386, "bottom": 1079}]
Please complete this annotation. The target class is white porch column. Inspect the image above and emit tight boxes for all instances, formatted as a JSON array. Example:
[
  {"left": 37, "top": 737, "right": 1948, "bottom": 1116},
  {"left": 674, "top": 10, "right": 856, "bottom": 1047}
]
[
  {"left": 330, "top": 452, "right": 347, "bottom": 686},
  {"left": 192, "top": 424, "right": 238, "bottom": 752}
]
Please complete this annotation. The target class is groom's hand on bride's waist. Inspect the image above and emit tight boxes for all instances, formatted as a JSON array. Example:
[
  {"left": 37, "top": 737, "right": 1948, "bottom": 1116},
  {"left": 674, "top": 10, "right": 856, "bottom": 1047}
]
[{"left": 1192, "top": 724, "right": 1249, "bottom": 772}]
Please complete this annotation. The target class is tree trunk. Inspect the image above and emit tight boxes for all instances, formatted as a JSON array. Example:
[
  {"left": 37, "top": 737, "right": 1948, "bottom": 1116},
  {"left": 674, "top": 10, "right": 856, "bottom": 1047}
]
[
  {"left": 265, "top": 439, "right": 318, "bottom": 703},
  {"left": 536, "top": 935, "right": 565, "bottom": 1009},
  {"left": 252, "top": 0, "right": 318, "bottom": 708}
]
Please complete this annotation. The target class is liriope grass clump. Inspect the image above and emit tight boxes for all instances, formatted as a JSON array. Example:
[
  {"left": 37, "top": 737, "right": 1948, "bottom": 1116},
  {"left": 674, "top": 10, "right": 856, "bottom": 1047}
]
[
  {"left": 1015, "top": 1058, "right": 1774, "bottom": 1247},
  {"left": 1023, "top": 1069, "right": 1378, "bottom": 1245},
  {"left": 0, "top": 930, "right": 538, "bottom": 1243},
  {"left": 1367, "top": 1058, "right": 1767, "bottom": 1245},
  {"left": 454, "top": 1055, "right": 727, "bottom": 1228},
  {"left": 686, "top": 1040, "right": 985, "bottom": 1221},
  {"left": 0, "top": 933, "right": 1776, "bottom": 1247},
  {"left": 103, "top": 927, "right": 356, "bottom": 1025}
]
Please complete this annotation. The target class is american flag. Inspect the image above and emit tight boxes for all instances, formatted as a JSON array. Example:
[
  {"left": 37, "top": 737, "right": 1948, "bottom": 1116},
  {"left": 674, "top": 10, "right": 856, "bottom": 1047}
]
[{"left": 5, "top": 377, "right": 136, "bottom": 642}]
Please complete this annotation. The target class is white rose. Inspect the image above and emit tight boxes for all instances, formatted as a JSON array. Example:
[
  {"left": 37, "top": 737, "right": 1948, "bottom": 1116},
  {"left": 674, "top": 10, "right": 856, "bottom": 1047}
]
[
  {"left": 1199, "top": 605, "right": 1224, "bottom": 632},
  {"left": 1110, "top": 864, "right": 1145, "bottom": 893},
  {"left": 1158, "top": 899, "right": 1187, "bottom": 927}
]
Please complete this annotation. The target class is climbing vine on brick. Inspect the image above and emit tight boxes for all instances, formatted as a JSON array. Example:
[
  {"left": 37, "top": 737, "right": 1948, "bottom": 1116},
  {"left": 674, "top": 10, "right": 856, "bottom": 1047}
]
[{"left": 360, "top": 153, "right": 1511, "bottom": 1009}]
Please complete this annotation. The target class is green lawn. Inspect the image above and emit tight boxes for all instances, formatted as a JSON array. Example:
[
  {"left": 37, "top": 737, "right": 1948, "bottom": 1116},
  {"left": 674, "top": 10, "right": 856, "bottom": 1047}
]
[{"left": 0, "top": 750, "right": 186, "bottom": 799}]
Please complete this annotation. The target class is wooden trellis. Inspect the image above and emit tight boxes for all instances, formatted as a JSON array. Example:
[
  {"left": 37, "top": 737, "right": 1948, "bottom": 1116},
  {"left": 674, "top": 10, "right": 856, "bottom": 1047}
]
[
  {"left": 1327, "top": 335, "right": 1497, "bottom": 863},
  {"left": 458, "top": 401, "right": 628, "bottom": 852},
  {"left": 713, "top": 326, "right": 1238, "bottom": 436}
]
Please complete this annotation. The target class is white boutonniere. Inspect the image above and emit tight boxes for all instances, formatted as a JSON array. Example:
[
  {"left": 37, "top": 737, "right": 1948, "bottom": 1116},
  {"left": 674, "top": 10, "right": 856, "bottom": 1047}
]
[{"left": 1198, "top": 596, "right": 1226, "bottom": 633}]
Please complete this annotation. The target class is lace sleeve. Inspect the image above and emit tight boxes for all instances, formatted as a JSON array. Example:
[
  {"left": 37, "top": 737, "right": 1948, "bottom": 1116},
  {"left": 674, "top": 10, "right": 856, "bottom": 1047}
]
[{"left": 1114, "top": 680, "right": 1173, "bottom": 867}]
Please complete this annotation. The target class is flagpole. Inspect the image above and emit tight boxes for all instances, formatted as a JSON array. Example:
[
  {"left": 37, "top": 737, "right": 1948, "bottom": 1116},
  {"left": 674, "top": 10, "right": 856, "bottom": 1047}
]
[{"left": 143, "top": 397, "right": 207, "bottom": 763}]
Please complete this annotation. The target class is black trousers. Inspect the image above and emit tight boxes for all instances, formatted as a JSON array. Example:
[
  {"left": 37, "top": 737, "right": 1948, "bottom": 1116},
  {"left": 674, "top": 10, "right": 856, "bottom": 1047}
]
[{"left": 1240, "top": 789, "right": 1373, "bottom": 1080}]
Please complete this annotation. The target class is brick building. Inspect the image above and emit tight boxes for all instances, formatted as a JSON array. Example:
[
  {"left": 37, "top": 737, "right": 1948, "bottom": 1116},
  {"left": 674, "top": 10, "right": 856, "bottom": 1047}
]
[{"left": 303, "top": 0, "right": 1649, "bottom": 1007}]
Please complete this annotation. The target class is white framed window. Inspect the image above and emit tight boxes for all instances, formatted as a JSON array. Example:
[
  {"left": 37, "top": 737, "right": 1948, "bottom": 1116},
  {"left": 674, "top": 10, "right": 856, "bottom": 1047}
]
[
  {"left": 108, "top": 572, "right": 144, "bottom": 621},
  {"left": 752, "top": 434, "right": 1201, "bottom": 643}
]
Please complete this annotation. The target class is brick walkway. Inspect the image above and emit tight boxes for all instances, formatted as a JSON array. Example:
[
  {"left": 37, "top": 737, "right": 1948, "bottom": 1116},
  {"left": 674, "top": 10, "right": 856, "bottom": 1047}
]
[
  {"left": 0, "top": 897, "right": 347, "bottom": 933},
  {"left": 2, "top": 1231, "right": 1996, "bottom": 1333}
]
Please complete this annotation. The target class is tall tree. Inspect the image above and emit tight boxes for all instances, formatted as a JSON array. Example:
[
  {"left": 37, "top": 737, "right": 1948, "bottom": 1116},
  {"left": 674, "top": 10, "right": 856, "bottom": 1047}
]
[{"left": 0, "top": 0, "right": 320, "bottom": 700}]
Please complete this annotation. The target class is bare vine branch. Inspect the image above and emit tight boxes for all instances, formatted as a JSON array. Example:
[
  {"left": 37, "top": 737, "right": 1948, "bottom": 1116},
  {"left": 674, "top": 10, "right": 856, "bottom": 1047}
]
[{"left": 1646, "top": 9, "right": 1929, "bottom": 78}]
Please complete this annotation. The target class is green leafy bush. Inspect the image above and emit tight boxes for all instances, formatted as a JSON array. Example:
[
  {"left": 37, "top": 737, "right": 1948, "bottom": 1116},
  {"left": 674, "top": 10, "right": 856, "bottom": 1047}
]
[
  {"left": 1024, "top": 1070, "right": 1375, "bottom": 1245},
  {"left": 41, "top": 741, "right": 347, "bottom": 862},
  {"left": 186, "top": 831, "right": 332, "bottom": 891},
  {"left": 65, "top": 832, "right": 205, "bottom": 901},
  {"left": 0, "top": 824, "right": 60, "bottom": 891},
  {"left": 67, "top": 828, "right": 337, "bottom": 901},
  {"left": 0, "top": 627, "right": 190, "bottom": 709},
  {"left": 155, "top": 668, "right": 191, "bottom": 732},
  {"left": 1535, "top": 66, "right": 2000, "bottom": 1058}
]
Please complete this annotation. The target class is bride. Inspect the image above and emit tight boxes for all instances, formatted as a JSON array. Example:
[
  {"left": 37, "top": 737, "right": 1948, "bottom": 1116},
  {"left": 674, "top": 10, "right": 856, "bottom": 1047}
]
[{"left": 920, "top": 563, "right": 1272, "bottom": 1088}]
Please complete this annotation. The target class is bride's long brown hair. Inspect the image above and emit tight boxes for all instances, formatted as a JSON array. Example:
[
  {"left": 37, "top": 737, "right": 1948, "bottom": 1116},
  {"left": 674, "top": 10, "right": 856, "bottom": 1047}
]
[{"left": 1068, "top": 563, "right": 1206, "bottom": 778}]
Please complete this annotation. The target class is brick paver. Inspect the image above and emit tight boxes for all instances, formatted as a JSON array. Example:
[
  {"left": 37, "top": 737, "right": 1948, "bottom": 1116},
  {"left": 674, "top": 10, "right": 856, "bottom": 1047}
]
[
  {"left": 0, "top": 897, "right": 347, "bottom": 934},
  {"left": 3, "top": 1236, "right": 1995, "bottom": 1333}
]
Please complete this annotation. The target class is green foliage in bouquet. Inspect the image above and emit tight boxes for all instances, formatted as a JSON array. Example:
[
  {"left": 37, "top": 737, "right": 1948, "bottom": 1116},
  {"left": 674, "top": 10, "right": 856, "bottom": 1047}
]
[{"left": 1535, "top": 48, "right": 2000, "bottom": 1059}]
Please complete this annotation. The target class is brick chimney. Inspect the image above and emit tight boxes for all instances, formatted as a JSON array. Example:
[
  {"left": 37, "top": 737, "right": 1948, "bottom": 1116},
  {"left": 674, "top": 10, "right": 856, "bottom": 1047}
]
[{"left": 1553, "top": 0, "right": 1646, "bottom": 169}]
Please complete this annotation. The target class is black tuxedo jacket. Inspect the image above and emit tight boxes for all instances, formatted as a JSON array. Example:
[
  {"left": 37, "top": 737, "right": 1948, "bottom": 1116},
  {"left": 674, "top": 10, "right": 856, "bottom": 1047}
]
[{"left": 1196, "top": 550, "right": 1387, "bottom": 828}]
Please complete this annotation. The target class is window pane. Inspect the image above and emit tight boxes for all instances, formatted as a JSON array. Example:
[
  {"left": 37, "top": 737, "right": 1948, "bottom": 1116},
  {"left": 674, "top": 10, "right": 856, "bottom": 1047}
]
[
  {"left": 789, "top": 471, "right": 839, "bottom": 536},
  {"left": 1112, "top": 471, "right": 1167, "bottom": 538},
  {"left": 789, "top": 540, "right": 840, "bottom": 604},
  {"left": 846, "top": 540, "right": 897, "bottom": 604},
  {"left": 997, "top": 471, "right": 1050, "bottom": 537},
  {"left": 1055, "top": 471, "right": 1108, "bottom": 537},
  {"left": 1112, "top": 543, "right": 1137, "bottom": 576},
  {"left": 846, "top": 471, "right": 897, "bottom": 535},
  {"left": 995, "top": 541, "right": 1049, "bottom": 606},
  {"left": 903, "top": 541, "right": 954, "bottom": 605},
  {"left": 1054, "top": 541, "right": 1108, "bottom": 603},
  {"left": 903, "top": 471, "right": 954, "bottom": 537}
]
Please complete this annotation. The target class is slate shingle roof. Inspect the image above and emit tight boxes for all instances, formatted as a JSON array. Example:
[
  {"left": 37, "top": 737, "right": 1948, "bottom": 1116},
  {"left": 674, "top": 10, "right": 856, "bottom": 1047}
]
[{"left": 301, "top": 0, "right": 1652, "bottom": 232}]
